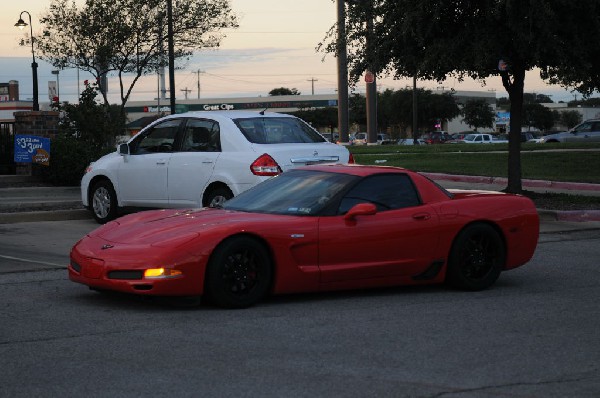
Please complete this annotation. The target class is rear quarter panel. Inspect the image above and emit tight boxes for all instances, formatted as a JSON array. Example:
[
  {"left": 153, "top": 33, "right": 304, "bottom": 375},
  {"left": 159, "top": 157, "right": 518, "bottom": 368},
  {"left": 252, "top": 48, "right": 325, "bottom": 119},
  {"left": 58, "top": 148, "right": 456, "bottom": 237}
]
[{"left": 441, "top": 192, "right": 539, "bottom": 269}]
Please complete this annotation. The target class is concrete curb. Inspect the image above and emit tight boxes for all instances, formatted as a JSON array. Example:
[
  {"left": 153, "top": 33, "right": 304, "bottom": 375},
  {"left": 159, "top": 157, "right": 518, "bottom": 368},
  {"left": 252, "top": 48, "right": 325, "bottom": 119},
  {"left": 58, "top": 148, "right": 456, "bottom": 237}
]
[{"left": 422, "top": 172, "right": 600, "bottom": 193}]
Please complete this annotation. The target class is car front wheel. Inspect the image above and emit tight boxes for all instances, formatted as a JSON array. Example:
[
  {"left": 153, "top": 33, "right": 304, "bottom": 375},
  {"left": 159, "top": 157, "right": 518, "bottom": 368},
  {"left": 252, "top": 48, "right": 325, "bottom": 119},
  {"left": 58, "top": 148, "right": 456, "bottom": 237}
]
[
  {"left": 446, "top": 223, "right": 505, "bottom": 291},
  {"left": 204, "top": 236, "right": 273, "bottom": 308},
  {"left": 90, "top": 180, "right": 118, "bottom": 224}
]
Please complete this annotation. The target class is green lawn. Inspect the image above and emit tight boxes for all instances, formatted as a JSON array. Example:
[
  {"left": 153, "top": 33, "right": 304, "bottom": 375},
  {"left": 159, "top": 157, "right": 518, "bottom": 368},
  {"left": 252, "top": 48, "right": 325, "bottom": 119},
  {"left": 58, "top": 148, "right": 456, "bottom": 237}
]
[{"left": 350, "top": 144, "right": 600, "bottom": 184}]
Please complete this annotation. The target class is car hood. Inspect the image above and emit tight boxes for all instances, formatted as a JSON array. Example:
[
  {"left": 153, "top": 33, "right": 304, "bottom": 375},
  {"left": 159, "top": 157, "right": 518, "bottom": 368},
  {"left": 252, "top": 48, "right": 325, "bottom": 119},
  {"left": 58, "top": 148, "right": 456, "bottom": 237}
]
[
  {"left": 542, "top": 131, "right": 569, "bottom": 139},
  {"left": 89, "top": 208, "right": 272, "bottom": 245}
]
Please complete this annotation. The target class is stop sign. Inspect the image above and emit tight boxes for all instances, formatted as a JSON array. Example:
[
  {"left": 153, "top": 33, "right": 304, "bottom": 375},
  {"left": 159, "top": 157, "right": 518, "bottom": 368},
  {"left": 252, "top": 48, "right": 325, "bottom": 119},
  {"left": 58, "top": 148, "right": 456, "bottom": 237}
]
[{"left": 365, "top": 71, "right": 375, "bottom": 84}]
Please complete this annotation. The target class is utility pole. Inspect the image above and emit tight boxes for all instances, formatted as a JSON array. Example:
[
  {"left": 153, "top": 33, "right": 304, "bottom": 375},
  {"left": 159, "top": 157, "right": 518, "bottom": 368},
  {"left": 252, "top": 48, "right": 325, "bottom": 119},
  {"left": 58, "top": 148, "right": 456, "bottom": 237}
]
[
  {"left": 336, "top": 0, "right": 350, "bottom": 144},
  {"left": 181, "top": 87, "right": 191, "bottom": 100},
  {"left": 307, "top": 77, "right": 318, "bottom": 95},
  {"left": 365, "top": 9, "right": 377, "bottom": 145},
  {"left": 196, "top": 70, "right": 204, "bottom": 99}
]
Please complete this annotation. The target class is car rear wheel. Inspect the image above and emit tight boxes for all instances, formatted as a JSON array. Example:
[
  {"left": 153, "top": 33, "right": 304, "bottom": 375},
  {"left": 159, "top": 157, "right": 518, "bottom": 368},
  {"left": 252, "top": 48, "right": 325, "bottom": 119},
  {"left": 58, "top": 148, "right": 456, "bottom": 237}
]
[
  {"left": 446, "top": 223, "right": 505, "bottom": 291},
  {"left": 205, "top": 236, "right": 272, "bottom": 308},
  {"left": 90, "top": 180, "right": 118, "bottom": 224},
  {"left": 204, "top": 186, "right": 233, "bottom": 208}
]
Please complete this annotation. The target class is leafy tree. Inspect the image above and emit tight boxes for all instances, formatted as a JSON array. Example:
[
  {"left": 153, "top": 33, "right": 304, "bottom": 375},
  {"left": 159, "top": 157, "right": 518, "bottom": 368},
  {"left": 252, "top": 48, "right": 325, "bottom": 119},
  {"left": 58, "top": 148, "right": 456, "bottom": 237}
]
[
  {"left": 40, "top": 84, "right": 124, "bottom": 185},
  {"left": 268, "top": 87, "right": 301, "bottom": 96},
  {"left": 524, "top": 93, "right": 554, "bottom": 103},
  {"left": 58, "top": 83, "right": 126, "bottom": 149},
  {"left": 568, "top": 97, "right": 600, "bottom": 107},
  {"left": 560, "top": 110, "right": 583, "bottom": 129},
  {"left": 36, "top": 0, "right": 238, "bottom": 114},
  {"left": 289, "top": 107, "right": 338, "bottom": 129},
  {"left": 346, "top": 89, "right": 459, "bottom": 134},
  {"left": 348, "top": 93, "right": 367, "bottom": 126},
  {"left": 496, "top": 97, "right": 511, "bottom": 109},
  {"left": 322, "top": 1, "right": 600, "bottom": 193},
  {"left": 461, "top": 99, "right": 495, "bottom": 131},
  {"left": 523, "top": 103, "right": 556, "bottom": 131}
]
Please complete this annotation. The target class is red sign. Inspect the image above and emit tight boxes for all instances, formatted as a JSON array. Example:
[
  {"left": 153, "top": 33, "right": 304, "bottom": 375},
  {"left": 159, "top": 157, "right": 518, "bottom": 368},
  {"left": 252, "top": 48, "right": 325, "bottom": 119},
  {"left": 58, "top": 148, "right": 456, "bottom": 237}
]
[{"left": 365, "top": 71, "right": 375, "bottom": 84}]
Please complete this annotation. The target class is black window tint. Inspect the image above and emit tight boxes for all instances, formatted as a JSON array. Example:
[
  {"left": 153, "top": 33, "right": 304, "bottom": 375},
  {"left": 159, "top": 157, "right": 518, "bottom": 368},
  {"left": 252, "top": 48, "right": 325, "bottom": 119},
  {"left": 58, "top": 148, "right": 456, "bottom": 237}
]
[
  {"left": 338, "top": 174, "right": 421, "bottom": 214},
  {"left": 234, "top": 117, "right": 326, "bottom": 144},
  {"left": 131, "top": 120, "right": 180, "bottom": 154},
  {"left": 181, "top": 119, "right": 221, "bottom": 152}
]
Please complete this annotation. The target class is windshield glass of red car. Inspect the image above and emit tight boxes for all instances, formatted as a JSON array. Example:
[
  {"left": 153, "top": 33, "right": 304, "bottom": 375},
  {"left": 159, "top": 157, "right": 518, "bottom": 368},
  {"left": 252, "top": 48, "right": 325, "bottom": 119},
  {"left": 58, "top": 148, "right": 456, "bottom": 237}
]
[{"left": 223, "top": 170, "right": 358, "bottom": 215}]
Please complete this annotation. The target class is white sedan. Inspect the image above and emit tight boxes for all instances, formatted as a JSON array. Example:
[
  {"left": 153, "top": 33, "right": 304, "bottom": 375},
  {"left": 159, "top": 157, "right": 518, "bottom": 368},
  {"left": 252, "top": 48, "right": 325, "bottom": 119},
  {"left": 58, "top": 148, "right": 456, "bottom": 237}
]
[{"left": 82, "top": 110, "right": 352, "bottom": 223}]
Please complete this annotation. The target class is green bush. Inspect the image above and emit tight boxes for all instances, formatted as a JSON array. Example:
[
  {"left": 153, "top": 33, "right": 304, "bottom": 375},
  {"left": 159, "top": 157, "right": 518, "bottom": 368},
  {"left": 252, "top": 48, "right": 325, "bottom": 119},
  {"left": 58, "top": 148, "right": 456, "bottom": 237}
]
[{"left": 36, "top": 134, "right": 113, "bottom": 186}]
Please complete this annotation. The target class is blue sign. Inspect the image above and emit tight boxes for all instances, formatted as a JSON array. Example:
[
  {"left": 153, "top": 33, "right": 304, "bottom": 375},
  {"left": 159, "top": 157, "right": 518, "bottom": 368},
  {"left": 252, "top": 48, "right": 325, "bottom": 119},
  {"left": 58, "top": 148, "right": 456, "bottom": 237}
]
[
  {"left": 14, "top": 135, "right": 51, "bottom": 165},
  {"left": 495, "top": 112, "right": 510, "bottom": 125}
]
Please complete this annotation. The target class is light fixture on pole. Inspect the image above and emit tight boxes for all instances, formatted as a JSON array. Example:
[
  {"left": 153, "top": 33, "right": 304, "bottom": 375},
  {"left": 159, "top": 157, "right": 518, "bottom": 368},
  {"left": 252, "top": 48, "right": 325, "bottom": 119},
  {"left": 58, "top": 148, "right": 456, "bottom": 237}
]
[{"left": 15, "top": 11, "right": 39, "bottom": 111}]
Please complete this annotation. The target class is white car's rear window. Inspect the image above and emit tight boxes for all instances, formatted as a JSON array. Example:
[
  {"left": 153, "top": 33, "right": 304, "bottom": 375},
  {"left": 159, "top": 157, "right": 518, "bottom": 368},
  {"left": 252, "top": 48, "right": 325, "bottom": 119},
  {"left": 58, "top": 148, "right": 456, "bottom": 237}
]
[{"left": 234, "top": 117, "right": 326, "bottom": 144}]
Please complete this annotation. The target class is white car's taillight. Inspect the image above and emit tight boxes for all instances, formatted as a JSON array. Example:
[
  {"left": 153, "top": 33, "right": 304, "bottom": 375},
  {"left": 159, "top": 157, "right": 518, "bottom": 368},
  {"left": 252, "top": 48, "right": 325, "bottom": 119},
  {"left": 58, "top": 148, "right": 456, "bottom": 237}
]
[{"left": 250, "top": 154, "right": 282, "bottom": 176}]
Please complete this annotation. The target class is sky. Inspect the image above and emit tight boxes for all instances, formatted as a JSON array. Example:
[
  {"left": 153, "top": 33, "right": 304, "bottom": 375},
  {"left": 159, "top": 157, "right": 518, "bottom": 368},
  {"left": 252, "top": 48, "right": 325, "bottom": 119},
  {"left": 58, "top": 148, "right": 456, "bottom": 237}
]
[{"left": 0, "top": 0, "right": 588, "bottom": 105}]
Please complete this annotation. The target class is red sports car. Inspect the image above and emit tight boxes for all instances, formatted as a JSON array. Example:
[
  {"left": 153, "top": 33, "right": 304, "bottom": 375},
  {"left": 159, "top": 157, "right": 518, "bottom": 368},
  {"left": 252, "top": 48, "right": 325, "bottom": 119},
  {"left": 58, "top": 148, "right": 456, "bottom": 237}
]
[{"left": 69, "top": 165, "right": 539, "bottom": 308}]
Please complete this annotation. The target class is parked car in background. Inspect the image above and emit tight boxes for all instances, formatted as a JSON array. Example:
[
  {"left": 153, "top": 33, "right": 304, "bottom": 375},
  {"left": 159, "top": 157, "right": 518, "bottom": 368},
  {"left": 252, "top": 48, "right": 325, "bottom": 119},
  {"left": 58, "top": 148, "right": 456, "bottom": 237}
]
[
  {"left": 461, "top": 133, "right": 508, "bottom": 144},
  {"left": 422, "top": 131, "right": 449, "bottom": 144},
  {"left": 81, "top": 111, "right": 353, "bottom": 223},
  {"left": 377, "top": 133, "right": 393, "bottom": 145},
  {"left": 398, "top": 138, "right": 425, "bottom": 145},
  {"left": 69, "top": 164, "right": 539, "bottom": 308},
  {"left": 351, "top": 132, "right": 368, "bottom": 145},
  {"left": 539, "top": 119, "right": 600, "bottom": 143},
  {"left": 321, "top": 132, "right": 340, "bottom": 143},
  {"left": 446, "top": 132, "right": 471, "bottom": 143}
]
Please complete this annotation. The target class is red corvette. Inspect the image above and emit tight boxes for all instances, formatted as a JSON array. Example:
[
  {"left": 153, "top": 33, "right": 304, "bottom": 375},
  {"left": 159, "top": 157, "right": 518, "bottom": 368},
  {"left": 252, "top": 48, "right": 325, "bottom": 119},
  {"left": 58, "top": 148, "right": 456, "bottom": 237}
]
[{"left": 69, "top": 165, "right": 539, "bottom": 308}]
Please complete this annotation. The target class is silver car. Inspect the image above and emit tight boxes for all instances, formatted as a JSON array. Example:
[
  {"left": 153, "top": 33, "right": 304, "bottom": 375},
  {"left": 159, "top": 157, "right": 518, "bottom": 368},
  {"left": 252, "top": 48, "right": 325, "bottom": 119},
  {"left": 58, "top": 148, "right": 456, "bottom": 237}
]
[{"left": 540, "top": 119, "right": 600, "bottom": 143}]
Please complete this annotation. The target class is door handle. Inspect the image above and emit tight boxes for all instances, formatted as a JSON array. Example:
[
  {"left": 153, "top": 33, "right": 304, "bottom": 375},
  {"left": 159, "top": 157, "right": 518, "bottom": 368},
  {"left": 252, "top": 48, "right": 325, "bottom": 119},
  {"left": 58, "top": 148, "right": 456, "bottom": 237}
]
[
  {"left": 156, "top": 160, "right": 167, "bottom": 165},
  {"left": 412, "top": 212, "right": 431, "bottom": 221}
]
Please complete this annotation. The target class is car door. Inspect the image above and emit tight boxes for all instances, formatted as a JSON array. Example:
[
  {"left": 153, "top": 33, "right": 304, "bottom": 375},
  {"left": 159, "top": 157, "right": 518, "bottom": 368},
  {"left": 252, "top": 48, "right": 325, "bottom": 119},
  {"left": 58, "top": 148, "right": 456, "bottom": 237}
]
[
  {"left": 117, "top": 119, "right": 181, "bottom": 206},
  {"left": 317, "top": 174, "right": 440, "bottom": 285},
  {"left": 168, "top": 118, "right": 222, "bottom": 206}
]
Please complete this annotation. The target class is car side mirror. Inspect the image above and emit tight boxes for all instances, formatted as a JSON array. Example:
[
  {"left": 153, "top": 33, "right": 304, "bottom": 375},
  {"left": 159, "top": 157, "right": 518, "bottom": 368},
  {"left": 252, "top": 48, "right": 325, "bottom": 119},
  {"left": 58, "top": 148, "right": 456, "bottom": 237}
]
[
  {"left": 118, "top": 143, "right": 130, "bottom": 156},
  {"left": 344, "top": 202, "right": 377, "bottom": 223}
]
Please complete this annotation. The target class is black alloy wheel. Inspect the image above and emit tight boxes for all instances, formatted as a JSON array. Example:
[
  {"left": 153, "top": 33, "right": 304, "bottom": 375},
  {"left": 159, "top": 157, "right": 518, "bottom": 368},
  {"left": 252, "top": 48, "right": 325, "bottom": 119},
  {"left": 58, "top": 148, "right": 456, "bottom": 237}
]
[
  {"left": 205, "top": 236, "right": 272, "bottom": 308},
  {"left": 446, "top": 223, "right": 505, "bottom": 291}
]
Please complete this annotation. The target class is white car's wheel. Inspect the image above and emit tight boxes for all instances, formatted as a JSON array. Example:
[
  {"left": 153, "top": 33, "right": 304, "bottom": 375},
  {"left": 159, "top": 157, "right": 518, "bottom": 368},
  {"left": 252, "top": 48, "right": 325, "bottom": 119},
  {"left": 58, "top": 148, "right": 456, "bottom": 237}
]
[{"left": 91, "top": 180, "right": 118, "bottom": 224}]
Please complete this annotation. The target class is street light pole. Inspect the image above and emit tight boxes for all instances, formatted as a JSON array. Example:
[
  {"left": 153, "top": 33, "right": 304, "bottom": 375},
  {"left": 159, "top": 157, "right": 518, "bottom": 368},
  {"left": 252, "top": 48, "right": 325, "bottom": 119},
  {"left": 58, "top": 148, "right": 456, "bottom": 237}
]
[
  {"left": 15, "top": 11, "right": 39, "bottom": 111},
  {"left": 166, "top": 0, "right": 176, "bottom": 115}
]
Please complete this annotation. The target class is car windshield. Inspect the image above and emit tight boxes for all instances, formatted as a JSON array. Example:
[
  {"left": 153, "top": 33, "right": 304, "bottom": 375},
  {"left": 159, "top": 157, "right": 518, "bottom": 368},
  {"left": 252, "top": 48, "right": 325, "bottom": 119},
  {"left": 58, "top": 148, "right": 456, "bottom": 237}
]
[
  {"left": 233, "top": 117, "right": 326, "bottom": 144},
  {"left": 223, "top": 169, "right": 359, "bottom": 215},
  {"left": 464, "top": 134, "right": 477, "bottom": 141}
]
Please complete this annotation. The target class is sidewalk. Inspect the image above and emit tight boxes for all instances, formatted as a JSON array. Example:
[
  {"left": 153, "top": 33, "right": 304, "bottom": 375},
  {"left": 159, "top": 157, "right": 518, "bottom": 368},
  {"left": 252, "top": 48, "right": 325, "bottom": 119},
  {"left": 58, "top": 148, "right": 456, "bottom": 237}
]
[{"left": 0, "top": 173, "right": 599, "bottom": 225}]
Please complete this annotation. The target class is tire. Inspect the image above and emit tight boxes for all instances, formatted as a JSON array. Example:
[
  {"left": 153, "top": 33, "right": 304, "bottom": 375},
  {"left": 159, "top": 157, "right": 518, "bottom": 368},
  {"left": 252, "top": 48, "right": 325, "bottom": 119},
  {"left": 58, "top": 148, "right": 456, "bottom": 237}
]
[
  {"left": 204, "top": 186, "right": 233, "bottom": 208},
  {"left": 446, "top": 223, "right": 505, "bottom": 291},
  {"left": 205, "top": 236, "right": 272, "bottom": 308},
  {"left": 90, "top": 180, "right": 119, "bottom": 224}
]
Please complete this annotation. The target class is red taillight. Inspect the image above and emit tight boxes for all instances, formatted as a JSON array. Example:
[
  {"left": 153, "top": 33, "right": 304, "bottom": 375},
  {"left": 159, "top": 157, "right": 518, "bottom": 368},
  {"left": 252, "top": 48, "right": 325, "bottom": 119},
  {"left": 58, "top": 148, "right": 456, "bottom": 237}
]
[
  {"left": 250, "top": 154, "right": 282, "bottom": 176},
  {"left": 348, "top": 153, "right": 355, "bottom": 164}
]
